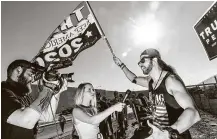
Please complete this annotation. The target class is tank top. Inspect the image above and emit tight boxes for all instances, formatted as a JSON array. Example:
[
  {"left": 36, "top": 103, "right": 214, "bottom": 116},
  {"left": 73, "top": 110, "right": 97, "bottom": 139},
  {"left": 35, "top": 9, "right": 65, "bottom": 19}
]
[
  {"left": 73, "top": 105, "right": 101, "bottom": 139},
  {"left": 148, "top": 72, "right": 192, "bottom": 139}
]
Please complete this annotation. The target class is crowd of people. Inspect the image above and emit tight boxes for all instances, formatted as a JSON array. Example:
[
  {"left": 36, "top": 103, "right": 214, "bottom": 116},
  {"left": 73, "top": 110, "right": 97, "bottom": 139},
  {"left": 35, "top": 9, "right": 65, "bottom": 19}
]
[
  {"left": 2, "top": 48, "right": 201, "bottom": 139},
  {"left": 95, "top": 89, "right": 154, "bottom": 139}
]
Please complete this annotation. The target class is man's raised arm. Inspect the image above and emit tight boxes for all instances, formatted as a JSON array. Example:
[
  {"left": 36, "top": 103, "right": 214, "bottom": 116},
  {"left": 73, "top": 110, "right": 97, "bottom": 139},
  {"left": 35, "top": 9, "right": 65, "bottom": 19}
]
[{"left": 113, "top": 56, "right": 150, "bottom": 88}]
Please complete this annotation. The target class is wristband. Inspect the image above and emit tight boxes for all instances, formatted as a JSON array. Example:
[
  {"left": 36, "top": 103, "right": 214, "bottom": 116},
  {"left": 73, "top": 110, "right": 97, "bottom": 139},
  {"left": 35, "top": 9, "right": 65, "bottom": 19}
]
[
  {"left": 165, "top": 127, "right": 179, "bottom": 139},
  {"left": 120, "top": 63, "right": 126, "bottom": 69},
  {"left": 121, "top": 64, "right": 126, "bottom": 69},
  {"left": 119, "top": 63, "right": 124, "bottom": 67}
]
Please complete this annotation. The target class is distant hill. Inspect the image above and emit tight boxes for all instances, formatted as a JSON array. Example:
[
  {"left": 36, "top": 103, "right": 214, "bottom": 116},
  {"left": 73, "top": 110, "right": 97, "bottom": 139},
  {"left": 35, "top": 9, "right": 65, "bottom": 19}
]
[
  {"left": 199, "top": 75, "right": 217, "bottom": 84},
  {"left": 30, "top": 85, "right": 148, "bottom": 113}
]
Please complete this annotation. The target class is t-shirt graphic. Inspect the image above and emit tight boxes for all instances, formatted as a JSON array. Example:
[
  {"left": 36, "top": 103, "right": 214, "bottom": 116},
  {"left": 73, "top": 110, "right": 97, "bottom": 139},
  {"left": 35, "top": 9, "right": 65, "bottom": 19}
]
[{"left": 149, "top": 92, "right": 169, "bottom": 128}]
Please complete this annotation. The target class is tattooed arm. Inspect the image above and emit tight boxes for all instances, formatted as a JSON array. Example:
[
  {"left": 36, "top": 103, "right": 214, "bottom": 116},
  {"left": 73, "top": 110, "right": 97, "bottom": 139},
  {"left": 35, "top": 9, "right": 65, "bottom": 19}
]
[
  {"left": 39, "top": 79, "right": 67, "bottom": 122},
  {"left": 7, "top": 86, "right": 51, "bottom": 129},
  {"left": 7, "top": 75, "right": 68, "bottom": 129}
]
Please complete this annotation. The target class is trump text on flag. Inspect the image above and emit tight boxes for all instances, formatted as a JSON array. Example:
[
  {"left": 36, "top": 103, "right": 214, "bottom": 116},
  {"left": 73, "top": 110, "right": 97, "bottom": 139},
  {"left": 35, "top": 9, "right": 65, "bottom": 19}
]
[{"left": 33, "top": 2, "right": 101, "bottom": 68}]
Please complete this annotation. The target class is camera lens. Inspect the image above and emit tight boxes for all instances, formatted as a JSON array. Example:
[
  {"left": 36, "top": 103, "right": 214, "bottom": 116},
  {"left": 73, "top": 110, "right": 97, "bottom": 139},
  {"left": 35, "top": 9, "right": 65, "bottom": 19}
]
[
  {"left": 61, "top": 73, "right": 74, "bottom": 82},
  {"left": 45, "top": 71, "right": 59, "bottom": 81}
]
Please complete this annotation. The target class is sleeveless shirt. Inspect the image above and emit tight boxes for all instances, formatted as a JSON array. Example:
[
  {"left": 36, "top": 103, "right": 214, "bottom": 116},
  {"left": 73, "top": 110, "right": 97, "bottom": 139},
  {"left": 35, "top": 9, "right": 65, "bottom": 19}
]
[
  {"left": 148, "top": 72, "right": 192, "bottom": 139},
  {"left": 73, "top": 105, "right": 101, "bottom": 139}
]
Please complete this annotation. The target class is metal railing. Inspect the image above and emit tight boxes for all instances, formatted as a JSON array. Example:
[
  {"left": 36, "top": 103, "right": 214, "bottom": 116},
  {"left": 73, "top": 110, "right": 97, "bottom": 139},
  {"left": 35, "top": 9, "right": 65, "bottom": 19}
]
[{"left": 187, "top": 83, "right": 217, "bottom": 116}]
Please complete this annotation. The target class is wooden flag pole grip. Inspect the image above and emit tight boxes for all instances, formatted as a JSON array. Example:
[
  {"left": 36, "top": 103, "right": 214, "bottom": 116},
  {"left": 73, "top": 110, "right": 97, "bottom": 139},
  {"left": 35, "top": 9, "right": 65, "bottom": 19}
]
[{"left": 103, "top": 36, "right": 115, "bottom": 57}]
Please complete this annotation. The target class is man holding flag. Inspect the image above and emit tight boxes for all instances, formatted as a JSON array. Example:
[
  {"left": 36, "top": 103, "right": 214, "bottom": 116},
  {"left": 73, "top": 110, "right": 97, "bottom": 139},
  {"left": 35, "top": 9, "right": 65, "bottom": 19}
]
[{"left": 113, "top": 49, "right": 201, "bottom": 139}]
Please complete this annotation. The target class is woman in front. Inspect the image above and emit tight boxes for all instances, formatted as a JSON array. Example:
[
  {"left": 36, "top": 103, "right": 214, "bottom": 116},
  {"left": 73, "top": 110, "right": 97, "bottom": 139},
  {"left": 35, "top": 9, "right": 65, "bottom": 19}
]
[{"left": 72, "top": 83, "right": 125, "bottom": 139}]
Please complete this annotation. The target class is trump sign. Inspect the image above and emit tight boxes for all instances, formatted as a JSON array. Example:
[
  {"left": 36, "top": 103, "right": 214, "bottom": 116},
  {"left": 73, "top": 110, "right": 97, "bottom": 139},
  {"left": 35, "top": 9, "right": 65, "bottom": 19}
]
[{"left": 194, "top": 2, "right": 217, "bottom": 60}]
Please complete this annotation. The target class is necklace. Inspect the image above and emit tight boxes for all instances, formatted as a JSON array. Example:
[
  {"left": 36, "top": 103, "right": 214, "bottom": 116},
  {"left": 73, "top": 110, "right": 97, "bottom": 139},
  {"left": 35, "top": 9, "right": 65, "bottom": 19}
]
[
  {"left": 149, "top": 71, "right": 163, "bottom": 114},
  {"left": 152, "top": 70, "right": 163, "bottom": 90}
]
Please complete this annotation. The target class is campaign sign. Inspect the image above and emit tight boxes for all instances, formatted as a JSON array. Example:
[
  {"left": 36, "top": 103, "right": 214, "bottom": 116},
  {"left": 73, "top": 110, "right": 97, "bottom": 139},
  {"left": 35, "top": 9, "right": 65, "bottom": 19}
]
[{"left": 194, "top": 2, "right": 217, "bottom": 60}]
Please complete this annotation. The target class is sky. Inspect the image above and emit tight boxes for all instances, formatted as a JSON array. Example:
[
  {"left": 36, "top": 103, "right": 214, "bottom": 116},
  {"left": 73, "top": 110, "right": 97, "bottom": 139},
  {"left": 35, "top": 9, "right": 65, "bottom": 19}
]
[{"left": 2, "top": 1, "right": 217, "bottom": 92}]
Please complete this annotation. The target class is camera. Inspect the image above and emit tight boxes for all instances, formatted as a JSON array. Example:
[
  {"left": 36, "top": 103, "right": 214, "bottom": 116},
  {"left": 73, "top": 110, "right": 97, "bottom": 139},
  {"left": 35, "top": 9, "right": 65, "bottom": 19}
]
[
  {"left": 61, "top": 73, "right": 74, "bottom": 82},
  {"left": 31, "top": 59, "right": 74, "bottom": 82},
  {"left": 44, "top": 70, "right": 74, "bottom": 82}
]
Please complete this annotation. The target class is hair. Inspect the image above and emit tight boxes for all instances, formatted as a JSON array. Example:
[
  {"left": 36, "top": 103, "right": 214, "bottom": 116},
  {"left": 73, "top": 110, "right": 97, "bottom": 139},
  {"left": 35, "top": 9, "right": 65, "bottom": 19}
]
[
  {"left": 157, "top": 58, "right": 176, "bottom": 75},
  {"left": 126, "top": 89, "right": 131, "bottom": 93},
  {"left": 74, "top": 83, "right": 97, "bottom": 113},
  {"left": 157, "top": 58, "right": 186, "bottom": 86},
  {"left": 7, "top": 59, "right": 33, "bottom": 78}
]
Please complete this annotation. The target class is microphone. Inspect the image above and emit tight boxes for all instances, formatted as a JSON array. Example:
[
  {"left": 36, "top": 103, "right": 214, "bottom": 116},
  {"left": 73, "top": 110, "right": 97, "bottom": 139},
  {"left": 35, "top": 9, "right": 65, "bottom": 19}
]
[{"left": 122, "top": 89, "right": 131, "bottom": 103}]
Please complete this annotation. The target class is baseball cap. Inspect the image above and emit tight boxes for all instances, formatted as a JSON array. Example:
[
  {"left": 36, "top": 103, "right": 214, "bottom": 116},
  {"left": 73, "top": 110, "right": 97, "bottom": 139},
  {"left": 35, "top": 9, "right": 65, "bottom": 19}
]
[
  {"left": 8, "top": 59, "right": 44, "bottom": 73},
  {"left": 140, "top": 48, "right": 161, "bottom": 59}
]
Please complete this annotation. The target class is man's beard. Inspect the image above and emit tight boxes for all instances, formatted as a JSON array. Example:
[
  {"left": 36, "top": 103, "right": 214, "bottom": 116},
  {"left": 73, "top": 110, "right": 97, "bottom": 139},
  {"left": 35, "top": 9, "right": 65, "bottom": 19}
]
[
  {"left": 18, "top": 71, "right": 28, "bottom": 85},
  {"left": 143, "top": 61, "right": 153, "bottom": 75},
  {"left": 18, "top": 71, "right": 32, "bottom": 94}
]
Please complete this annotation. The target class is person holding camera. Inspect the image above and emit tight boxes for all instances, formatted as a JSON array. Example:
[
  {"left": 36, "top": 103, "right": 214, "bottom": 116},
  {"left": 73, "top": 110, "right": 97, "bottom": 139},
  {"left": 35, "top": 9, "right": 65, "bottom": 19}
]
[
  {"left": 1, "top": 59, "right": 68, "bottom": 139},
  {"left": 72, "top": 83, "right": 125, "bottom": 139}
]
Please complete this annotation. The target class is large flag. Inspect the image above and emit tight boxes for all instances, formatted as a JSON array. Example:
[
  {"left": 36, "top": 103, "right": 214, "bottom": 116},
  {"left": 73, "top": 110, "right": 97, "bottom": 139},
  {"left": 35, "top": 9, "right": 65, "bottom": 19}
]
[
  {"left": 33, "top": 2, "right": 102, "bottom": 68},
  {"left": 194, "top": 2, "right": 217, "bottom": 60}
]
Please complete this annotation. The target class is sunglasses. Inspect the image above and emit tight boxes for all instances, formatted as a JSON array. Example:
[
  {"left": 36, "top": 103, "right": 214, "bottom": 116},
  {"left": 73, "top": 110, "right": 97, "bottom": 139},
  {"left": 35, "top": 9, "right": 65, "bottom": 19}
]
[{"left": 138, "top": 57, "right": 152, "bottom": 65}]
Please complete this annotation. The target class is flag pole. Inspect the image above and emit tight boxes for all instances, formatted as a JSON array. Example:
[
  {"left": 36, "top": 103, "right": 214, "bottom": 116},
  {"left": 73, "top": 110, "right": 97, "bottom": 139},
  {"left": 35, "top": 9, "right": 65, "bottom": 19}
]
[{"left": 86, "top": 1, "right": 116, "bottom": 57}]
